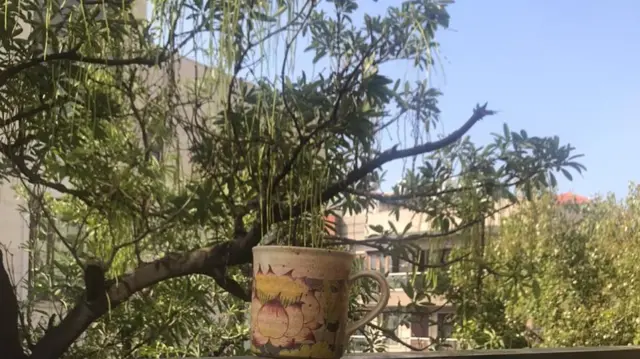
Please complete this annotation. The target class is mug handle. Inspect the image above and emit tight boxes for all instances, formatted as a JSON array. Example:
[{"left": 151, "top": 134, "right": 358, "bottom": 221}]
[{"left": 345, "top": 270, "right": 390, "bottom": 337}]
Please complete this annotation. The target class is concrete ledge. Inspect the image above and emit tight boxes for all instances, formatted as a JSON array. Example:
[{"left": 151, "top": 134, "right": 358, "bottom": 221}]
[{"left": 195, "top": 346, "right": 640, "bottom": 359}]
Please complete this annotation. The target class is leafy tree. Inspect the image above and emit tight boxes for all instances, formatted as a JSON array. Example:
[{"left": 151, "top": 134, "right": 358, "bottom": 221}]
[
  {"left": 0, "top": 0, "right": 584, "bottom": 358},
  {"left": 448, "top": 187, "right": 640, "bottom": 349}
]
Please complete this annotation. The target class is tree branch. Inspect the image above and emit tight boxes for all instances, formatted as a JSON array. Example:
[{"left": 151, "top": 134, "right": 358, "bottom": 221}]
[
  {"left": 240, "top": 104, "right": 494, "bottom": 264},
  {"left": 0, "top": 250, "right": 26, "bottom": 359},
  {"left": 0, "top": 18, "right": 209, "bottom": 90},
  {"left": 0, "top": 148, "right": 94, "bottom": 205},
  {"left": 28, "top": 240, "right": 252, "bottom": 359},
  {"left": 0, "top": 48, "right": 167, "bottom": 88},
  {"left": 0, "top": 97, "right": 69, "bottom": 127},
  {"left": 273, "top": 103, "right": 495, "bottom": 223},
  {"left": 346, "top": 173, "right": 533, "bottom": 203},
  {"left": 206, "top": 266, "right": 251, "bottom": 302}
]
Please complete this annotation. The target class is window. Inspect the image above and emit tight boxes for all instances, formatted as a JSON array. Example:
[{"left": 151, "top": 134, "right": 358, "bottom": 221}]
[
  {"left": 349, "top": 336, "right": 370, "bottom": 353},
  {"left": 437, "top": 313, "right": 454, "bottom": 339},
  {"left": 369, "top": 250, "right": 443, "bottom": 273},
  {"left": 380, "top": 311, "right": 402, "bottom": 344},
  {"left": 410, "top": 313, "right": 430, "bottom": 338},
  {"left": 368, "top": 253, "right": 377, "bottom": 270},
  {"left": 368, "top": 252, "right": 387, "bottom": 272},
  {"left": 391, "top": 249, "right": 429, "bottom": 273}
]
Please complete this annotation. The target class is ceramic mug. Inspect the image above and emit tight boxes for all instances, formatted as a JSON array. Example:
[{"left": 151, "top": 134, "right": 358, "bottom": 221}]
[{"left": 250, "top": 246, "right": 390, "bottom": 359}]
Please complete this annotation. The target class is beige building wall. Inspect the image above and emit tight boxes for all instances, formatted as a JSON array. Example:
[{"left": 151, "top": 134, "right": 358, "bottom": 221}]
[
  {"left": 0, "top": 180, "right": 30, "bottom": 300},
  {"left": 342, "top": 198, "right": 517, "bottom": 352}
]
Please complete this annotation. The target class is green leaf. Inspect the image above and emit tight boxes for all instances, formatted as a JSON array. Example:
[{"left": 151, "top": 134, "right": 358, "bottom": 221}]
[
  {"left": 441, "top": 217, "right": 450, "bottom": 232},
  {"left": 401, "top": 221, "right": 413, "bottom": 235},
  {"left": 503, "top": 123, "right": 510, "bottom": 142},
  {"left": 561, "top": 168, "right": 573, "bottom": 181},
  {"left": 532, "top": 280, "right": 541, "bottom": 299},
  {"left": 312, "top": 49, "right": 327, "bottom": 64},
  {"left": 369, "top": 224, "right": 384, "bottom": 234},
  {"left": 388, "top": 221, "right": 398, "bottom": 234},
  {"left": 549, "top": 172, "right": 558, "bottom": 188}
]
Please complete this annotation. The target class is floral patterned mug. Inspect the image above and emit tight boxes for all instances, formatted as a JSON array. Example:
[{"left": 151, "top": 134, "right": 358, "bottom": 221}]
[{"left": 250, "top": 246, "right": 390, "bottom": 359}]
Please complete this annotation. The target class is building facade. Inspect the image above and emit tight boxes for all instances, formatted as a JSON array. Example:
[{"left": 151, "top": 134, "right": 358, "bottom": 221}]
[{"left": 339, "top": 201, "right": 460, "bottom": 352}]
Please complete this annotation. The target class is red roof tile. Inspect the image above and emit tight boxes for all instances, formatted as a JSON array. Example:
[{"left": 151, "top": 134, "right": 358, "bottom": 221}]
[{"left": 556, "top": 192, "right": 589, "bottom": 205}]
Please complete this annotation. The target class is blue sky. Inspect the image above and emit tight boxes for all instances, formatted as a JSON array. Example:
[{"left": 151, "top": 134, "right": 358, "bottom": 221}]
[
  {"left": 419, "top": 0, "right": 640, "bottom": 199},
  {"left": 173, "top": 0, "right": 640, "bottom": 199}
]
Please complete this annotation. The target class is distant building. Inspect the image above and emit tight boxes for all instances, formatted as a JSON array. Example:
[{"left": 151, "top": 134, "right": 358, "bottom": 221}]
[
  {"left": 334, "top": 191, "right": 587, "bottom": 352},
  {"left": 556, "top": 192, "right": 590, "bottom": 205}
]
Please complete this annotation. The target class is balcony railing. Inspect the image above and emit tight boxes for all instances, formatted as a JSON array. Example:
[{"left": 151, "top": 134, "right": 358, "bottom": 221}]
[
  {"left": 407, "top": 337, "right": 459, "bottom": 351},
  {"left": 351, "top": 335, "right": 457, "bottom": 352},
  {"left": 387, "top": 271, "right": 450, "bottom": 293},
  {"left": 210, "top": 346, "right": 640, "bottom": 359}
]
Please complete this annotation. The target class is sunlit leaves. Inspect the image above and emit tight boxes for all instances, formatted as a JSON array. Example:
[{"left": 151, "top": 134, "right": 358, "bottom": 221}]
[{"left": 447, "top": 191, "right": 640, "bottom": 348}]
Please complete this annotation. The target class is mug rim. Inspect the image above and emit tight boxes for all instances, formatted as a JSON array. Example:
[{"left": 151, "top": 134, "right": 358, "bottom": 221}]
[{"left": 252, "top": 245, "right": 355, "bottom": 258}]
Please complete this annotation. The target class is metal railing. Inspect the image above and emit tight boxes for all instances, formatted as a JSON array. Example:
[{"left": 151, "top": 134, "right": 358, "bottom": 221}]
[
  {"left": 350, "top": 335, "right": 458, "bottom": 352},
  {"left": 386, "top": 271, "right": 450, "bottom": 292}
]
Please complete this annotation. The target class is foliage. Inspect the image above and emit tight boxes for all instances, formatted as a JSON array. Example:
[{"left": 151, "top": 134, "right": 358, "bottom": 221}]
[
  {"left": 0, "top": 0, "right": 586, "bottom": 358},
  {"left": 447, "top": 186, "right": 640, "bottom": 349}
]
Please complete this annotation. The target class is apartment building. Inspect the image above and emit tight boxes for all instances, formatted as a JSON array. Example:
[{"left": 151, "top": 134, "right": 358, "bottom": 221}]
[
  {"left": 339, "top": 191, "right": 589, "bottom": 352},
  {"left": 337, "top": 200, "right": 461, "bottom": 352}
]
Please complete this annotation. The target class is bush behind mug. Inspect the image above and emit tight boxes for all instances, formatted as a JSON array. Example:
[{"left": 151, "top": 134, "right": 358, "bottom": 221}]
[{"left": 250, "top": 246, "right": 390, "bottom": 359}]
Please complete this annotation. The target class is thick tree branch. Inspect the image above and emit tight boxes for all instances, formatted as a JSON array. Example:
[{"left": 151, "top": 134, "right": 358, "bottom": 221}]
[
  {"left": 346, "top": 173, "right": 535, "bottom": 203},
  {"left": 28, "top": 239, "right": 253, "bottom": 359},
  {"left": 0, "top": 48, "right": 167, "bottom": 88},
  {"left": 0, "top": 250, "right": 25, "bottom": 359}
]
